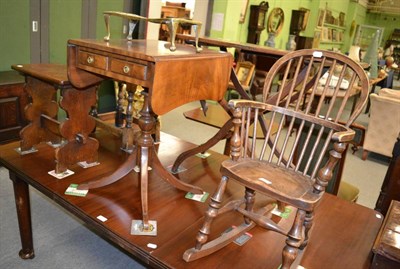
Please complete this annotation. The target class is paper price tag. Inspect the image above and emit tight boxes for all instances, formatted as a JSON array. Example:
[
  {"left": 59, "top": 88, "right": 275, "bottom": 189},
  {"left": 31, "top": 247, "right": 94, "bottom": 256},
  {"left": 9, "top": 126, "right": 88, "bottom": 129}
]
[
  {"left": 48, "top": 169, "right": 74, "bottom": 179},
  {"left": 234, "top": 232, "right": 253, "bottom": 246},
  {"left": 185, "top": 192, "right": 209, "bottom": 203},
  {"left": 271, "top": 203, "right": 292, "bottom": 219},
  {"left": 65, "top": 184, "right": 88, "bottom": 197},
  {"left": 221, "top": 226, "right": 253, "bottom": 246},
  {"left": 97, "top": 215, "right": 108, "bottom": 222}
]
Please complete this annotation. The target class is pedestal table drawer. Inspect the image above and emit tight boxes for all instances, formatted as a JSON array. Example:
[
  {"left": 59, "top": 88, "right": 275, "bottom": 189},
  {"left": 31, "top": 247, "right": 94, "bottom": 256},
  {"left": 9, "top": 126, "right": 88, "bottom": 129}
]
[
  {"left": 78, "top": 51, "right": 107, "bottom": 70},
  {"left": 110, "top": 59, "right": 147, "bottom": 80}
]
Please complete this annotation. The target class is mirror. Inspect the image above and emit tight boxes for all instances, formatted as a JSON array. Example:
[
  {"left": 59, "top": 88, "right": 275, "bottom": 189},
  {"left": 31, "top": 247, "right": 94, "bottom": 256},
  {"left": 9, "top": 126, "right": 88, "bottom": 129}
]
[{"left": 267, "top": 8, "right": 284, "bottom": 36}]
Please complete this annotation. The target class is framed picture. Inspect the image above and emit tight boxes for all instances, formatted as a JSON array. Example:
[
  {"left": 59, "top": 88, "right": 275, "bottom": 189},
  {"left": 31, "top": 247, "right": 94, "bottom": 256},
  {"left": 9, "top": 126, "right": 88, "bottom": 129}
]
[
  {"left": 313, "top": 29, "right": 321, "bottom": 48},
  {"left": 239, "top": 0, "right": 249, "bottom": 23},
  {"left": 332, "top": 29, "right": 337, "bottom": 42},
  {"left": 339, "top": 12, "right": 345, "bottom": 27},
  {"left": 235, "top": 61, "right": 255, "bottom": 86},
  {"left": 322, "top": 27, "right": 329, "bottom": 41},
  {"left": 299, "top": 8, "right": 310, "bottom": 31},
  {"left": 325, "top": 10, "right": 333, "bottom": 24},
  {"left": 317, "top": 9, "right": 325, "bottom": 27},
  {"left": 328, "top": 29, "right": 332, "bottom": 41}
]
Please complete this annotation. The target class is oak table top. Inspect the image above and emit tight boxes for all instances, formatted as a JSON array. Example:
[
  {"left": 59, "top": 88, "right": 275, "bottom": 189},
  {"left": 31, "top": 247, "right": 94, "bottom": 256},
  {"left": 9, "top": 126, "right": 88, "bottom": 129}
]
[{"left": 1, "top": 130, "right": 383, "bottom": 269}]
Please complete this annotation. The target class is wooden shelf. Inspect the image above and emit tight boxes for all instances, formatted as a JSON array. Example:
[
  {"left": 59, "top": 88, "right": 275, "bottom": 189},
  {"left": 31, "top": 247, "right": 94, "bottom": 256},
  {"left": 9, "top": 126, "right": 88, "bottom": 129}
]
[
  {"left": 314, "top": 5, "right": 346, "bottom": 50},
  {"left": 320, "top": 41, "right": 344, "bottom": 45},
  {"left": 323, "top": 23, "right": 346, "bottom": 31}
]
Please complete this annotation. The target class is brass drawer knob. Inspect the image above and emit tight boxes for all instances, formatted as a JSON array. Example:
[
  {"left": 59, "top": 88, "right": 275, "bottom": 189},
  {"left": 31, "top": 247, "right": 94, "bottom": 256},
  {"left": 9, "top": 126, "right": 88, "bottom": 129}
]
[
  {"left": 87, "top": 56, "right": 94, "bottom": 64},
  {"left": 123, "top": 65, "right": 130, "bottom": 74}
]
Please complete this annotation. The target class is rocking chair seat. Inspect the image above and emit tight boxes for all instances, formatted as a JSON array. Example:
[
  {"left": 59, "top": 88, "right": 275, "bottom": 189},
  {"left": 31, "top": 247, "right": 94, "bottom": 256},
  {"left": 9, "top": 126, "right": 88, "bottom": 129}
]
[{"left": 221, "top": 159, "right": 321, "bottom": 211}]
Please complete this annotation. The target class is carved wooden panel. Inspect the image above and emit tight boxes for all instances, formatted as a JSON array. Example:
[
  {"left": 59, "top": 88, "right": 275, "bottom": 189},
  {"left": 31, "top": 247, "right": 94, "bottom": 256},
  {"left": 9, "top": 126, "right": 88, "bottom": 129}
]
[{"left": 0, "top": 81, "right": 28, "bottom": 143}]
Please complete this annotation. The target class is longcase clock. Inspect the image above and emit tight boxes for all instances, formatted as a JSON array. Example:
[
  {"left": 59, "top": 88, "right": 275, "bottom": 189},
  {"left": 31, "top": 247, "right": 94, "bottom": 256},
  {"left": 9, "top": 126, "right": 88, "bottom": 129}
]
[{"left": 247, "top": 2, "right": 269, "bottom": 44}]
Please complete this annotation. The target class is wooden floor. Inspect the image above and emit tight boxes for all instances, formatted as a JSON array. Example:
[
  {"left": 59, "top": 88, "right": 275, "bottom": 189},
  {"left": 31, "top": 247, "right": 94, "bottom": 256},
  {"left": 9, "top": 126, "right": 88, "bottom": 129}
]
[{"left": 0, "top": 129, "right": 383, "bottom": 268}]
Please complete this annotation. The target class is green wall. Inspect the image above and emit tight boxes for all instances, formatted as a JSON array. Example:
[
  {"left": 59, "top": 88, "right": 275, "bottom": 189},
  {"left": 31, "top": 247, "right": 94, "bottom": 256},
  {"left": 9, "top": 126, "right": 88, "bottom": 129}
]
[
  {"left": 210, "top": 0, "right": 398, "bottom": 55},
  {"left": 49, "top": 0, "right": 83, "bottom": 64},
  {"left": 211, "top": 0, "right": 321, "bottom": 50},
  {"left": 0, "top": 0, "right": 30, "bottom": 71},
  {"left": 96, "top": 0, "right": 125, "bottom": 40},
  {"left": 50, "top": 0, "right": 125, "bottom": 64},
  {"left": 0, "top": 0, "right": 126, "bottom": 70}
]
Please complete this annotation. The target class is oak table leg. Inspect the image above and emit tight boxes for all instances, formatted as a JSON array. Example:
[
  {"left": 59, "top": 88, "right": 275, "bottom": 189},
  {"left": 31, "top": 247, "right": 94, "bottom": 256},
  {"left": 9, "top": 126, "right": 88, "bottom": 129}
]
[
  {"left": 20, "top": 77, "right": 59, "bottom": 152},
  {"left": 56, "top": 87, "right": 99, "bottom": 173},
  {"left": 9, "top": 171, "right": 35, "bottom": 259},
  {"left": 13, "top": 64, "right": 100, "bottom": 174}
]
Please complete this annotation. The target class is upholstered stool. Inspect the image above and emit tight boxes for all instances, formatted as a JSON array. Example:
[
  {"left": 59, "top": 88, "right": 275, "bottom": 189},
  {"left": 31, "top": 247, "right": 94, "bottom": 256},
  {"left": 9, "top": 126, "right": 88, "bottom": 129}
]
[{"left": 338, "top": 181, "right": 360, "bottom": 202}]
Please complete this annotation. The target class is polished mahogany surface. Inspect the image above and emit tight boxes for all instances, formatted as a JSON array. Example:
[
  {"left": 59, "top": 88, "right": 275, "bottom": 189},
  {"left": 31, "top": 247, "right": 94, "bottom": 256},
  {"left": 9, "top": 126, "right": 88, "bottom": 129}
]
[
  {"left": 1, "top": 129, "right": 382, "bottom": 268},
  {"left": 12, "top": 63, "right": 71, "bottom": 88}
]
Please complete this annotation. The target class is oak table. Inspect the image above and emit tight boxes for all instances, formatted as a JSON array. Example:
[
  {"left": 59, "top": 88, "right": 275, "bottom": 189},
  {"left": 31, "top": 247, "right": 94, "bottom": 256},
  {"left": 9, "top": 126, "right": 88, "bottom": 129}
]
[
  {"left": 0, "top": 130, "right": 383, "bottom": 268},
  {"left": 67, "top": 39, "right": 233, "bottom": 231},
  {"left": 11, "top": 63, "right": 98, "bottom": 174}
]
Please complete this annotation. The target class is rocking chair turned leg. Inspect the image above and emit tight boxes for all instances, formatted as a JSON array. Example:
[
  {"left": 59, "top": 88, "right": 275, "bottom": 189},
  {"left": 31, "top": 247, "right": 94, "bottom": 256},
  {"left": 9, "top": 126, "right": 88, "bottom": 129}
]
[
  {"left": 281, "top": 209, "right": 306, "bottom": 269},
  {"left": 300, "top": 210, "right": 314, "bottom": 250},
  {"left": 244, "top": 187, "right": 255, "bottom": 224},
  {"left": 195, "top": 176, "right": 229, "bottom": 249}
]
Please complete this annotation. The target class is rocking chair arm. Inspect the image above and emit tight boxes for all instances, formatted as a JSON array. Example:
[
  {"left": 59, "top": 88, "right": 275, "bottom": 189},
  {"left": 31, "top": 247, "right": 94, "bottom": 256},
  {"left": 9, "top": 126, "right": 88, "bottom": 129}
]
[{"left": 331, "top": 127, "right": 355, "bottom": 143}]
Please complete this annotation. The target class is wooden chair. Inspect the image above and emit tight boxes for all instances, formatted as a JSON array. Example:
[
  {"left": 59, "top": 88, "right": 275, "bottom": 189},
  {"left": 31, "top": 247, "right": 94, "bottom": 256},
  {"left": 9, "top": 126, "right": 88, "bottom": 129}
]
[{"left": 183, "top": 49, "right": 369, "bottom": 268}]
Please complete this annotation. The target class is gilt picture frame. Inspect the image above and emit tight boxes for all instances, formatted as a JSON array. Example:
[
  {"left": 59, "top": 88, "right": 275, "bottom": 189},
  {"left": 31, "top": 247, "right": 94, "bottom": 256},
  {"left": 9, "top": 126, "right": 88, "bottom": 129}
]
[
  {"left": 299, "top": 8, "right": 310, "bottom": 31},
  {"left": 235, "top": 61, "right": 255, "bottom": 86}
]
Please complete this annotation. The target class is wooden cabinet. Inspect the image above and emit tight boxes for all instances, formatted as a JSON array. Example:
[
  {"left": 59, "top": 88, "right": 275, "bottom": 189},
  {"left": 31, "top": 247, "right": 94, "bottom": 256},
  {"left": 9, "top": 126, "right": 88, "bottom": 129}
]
[
  {"left": 372, "top": 200, "right": 400, "bottom": 268},
  {"left": 0, "top": 71, "right": 27, "bottom": 144},
  {"left": 161, "top": 6, "right": 190, "bottom": 19},
  {"left": 159, "top": 6, "right": 191, "bottom": 41},
  {"left": 375, "top": 134, "right": 400, "bottom": 216}
]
